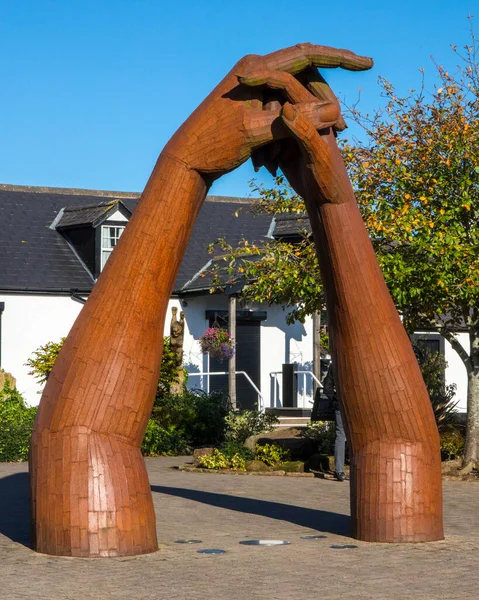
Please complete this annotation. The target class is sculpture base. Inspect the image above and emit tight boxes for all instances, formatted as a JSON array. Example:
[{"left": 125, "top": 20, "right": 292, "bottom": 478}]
[
  {"left": 350, "top": 441, "right": 444, "bottom": 543},
  {"left": 30, "top": 428, "right": 158, "bottom": 557}
]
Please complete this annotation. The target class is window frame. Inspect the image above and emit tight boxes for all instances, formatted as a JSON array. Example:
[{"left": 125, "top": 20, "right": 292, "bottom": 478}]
[{"left": 95, "top": 221, "right": 126, "bottom": 275}]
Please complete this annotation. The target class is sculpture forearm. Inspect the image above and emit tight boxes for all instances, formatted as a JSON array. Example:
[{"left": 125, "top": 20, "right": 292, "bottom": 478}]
[
  {"left": 280, "top": 114, "right": 443, "bottom": 542},
  {"left": 30, "top": 155, "right": 207, "bottom": 556}
]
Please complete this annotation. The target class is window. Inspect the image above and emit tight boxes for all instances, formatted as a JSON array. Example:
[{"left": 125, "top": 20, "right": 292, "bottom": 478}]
[
  {"left": 100, "top": 225, "right": 125, "bottom": 270},
  {"left": 410, "top": 333, "right": 445, "bottom": 357}
]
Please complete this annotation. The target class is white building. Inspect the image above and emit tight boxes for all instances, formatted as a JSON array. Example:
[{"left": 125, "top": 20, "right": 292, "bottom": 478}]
[{"left": 0, "top": 184, "right": 469, "bottom": 414}]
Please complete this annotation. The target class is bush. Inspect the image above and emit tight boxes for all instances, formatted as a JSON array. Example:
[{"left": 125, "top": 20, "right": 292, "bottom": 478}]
[
  {"left": 301, "top": 421, "right": 336, "bottom": 455},
  {"left": 198, "top": 448, "right": 246, "bottom": 471},
  {"left": 25, "top": 338, "right": 66, "bottom": 384},
  {"left": 224, "top": 409, "right": 279, "bottom": 444},
  {"left": 0, "top": 381, "right": 37, "bottom": 462},
  {"left": 254, "top": 443, "right": 290, "bottom": 467},
  {"left": 440, "top": 429, "right": 465, "bottom": 461},
  {"left": 220, "top": 440, "right": 254, "bottom": 462},
  {"left": 141, "top": 419, "right": 189, "bottom": 456},
  {"left": 197, "top": 443, "right": 289, "bottom": 471},
  {"left": 146, "top": 389, "right": 231, "bottom": 454}
]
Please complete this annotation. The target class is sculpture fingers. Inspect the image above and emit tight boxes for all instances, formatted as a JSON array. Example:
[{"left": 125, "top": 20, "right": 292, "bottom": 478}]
[
  {"left": 300, "top": 68, "right": 347, "bottom": 131},
  {"left": 246, "top": 101, "right": 340, "bottom": 146},
  {"left": 263, "top": 43, "right": 373, "bottom": 75},
  {"left": 238, "top": 67, "right": 318, "bottom": 104},
  {"left": 281, "top": 102, "right": 345, "bottom": 204}
]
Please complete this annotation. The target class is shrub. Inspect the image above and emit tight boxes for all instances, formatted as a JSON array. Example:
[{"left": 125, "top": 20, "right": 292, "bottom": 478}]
[
  {"left": 440, "top": 429, "right": 465, "bottom": 461},
  {"left": 25, "top": 338, "right": 66, "bottom": 384},
  {"left": 198, "top": 443, "right": 290, "bottom": 471},
  {"left": 0, "top": 381, "right": 37, "bottom": 462},
  {"left": 301, "top": 421, "right": 336, "bottom": 455},
  {"left": 254, "top": 443, "right": 290, "bottom": 467},
  {"left": 150, "top": 389, "right": 231, "bottom": 449},
  {"left": 224, "top": 409, "right": 279, "bottom": 444},
  {"left": 220, "top": 440, "right": 254, "bottom": 462},
  {"left": 230, "top": 453, "right": 247, "bottom": 471},
  {"left": 198, "top": 449, "right": 246, "bottom": 471},
  {"left": 141, "top": 419, "right": 189, "bottom": 456}
]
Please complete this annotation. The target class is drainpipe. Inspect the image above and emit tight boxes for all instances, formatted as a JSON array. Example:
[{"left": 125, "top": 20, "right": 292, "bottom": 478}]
[{"left": 70, "top": 292, "right": 87, "bottom": 305}]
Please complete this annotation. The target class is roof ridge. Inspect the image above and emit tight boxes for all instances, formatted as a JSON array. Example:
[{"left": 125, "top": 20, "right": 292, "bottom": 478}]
[
  {"left": 205, "top": 195, "right": 254, "bottom": 204},
  {"left": 0, "top": 183, "right": 140, "bottom": 199},
  {"left": 63, "top": 200, "right": 119, "bottom": 211},
  {"left": 0, "top": 184, "right": 254, "bottom": 204}
]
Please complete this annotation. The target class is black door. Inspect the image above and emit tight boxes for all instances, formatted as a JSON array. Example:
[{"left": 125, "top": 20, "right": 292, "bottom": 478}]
[{"left": 209, "top": 318, "right": 261, "bottom": 410}]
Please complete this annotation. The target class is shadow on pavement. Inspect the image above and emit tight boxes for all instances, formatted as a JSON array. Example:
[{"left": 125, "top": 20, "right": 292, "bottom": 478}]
[
  {"left": 151, "top": 485, "right": 351, "bottom": 536},
  {"left": 0, "top": 472, "right": 31, "bottom": 547},
  {"left": 0, "top": 473, "right": 351, "bottom": 548}
]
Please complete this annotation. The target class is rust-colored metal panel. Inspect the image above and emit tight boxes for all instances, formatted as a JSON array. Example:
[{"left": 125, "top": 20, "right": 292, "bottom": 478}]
[
  {"left": 278, "top": 103, "right": 444, "bottom": 543},
  {"left": 30, "top": 44, "right": 443, "bottom": 557}
]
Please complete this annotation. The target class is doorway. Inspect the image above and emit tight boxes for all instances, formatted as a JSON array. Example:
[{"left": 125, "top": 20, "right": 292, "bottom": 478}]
[{"left": 206, "top": 311, "right": 265, "bottom": 410}]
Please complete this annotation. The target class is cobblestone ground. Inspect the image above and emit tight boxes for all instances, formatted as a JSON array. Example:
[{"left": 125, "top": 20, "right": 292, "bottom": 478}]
[{"left": 1, "top": 457, "right": 478, "bottom": 600}]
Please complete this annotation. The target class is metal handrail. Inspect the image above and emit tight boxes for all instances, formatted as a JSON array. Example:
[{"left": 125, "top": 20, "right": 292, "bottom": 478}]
[
  {"left": 187, "top": 371, "right": 264, "bottom": 411},
  {"left": 295, "top": 370, "right": 322, "bottom": 387},
  {"left": 269, "top": 369, "right": 322, "bottom": 408}
]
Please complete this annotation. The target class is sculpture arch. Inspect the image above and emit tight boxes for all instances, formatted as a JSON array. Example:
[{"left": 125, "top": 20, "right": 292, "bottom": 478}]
[{"left": 30, "top": 44, "right": 443, "bottom": 556}]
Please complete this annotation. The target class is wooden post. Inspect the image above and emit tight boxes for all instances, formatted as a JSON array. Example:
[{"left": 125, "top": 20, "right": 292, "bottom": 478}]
[{"left": 228, "top": 294, "right": 237, "bottom": 410}]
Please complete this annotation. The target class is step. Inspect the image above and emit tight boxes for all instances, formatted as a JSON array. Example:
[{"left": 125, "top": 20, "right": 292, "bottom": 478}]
[
  {"left": 276, "top": 416, "right": 311, "bottom": 428},
  {"left": 266, "top": 407, "right": 312, "bottom": 418}
]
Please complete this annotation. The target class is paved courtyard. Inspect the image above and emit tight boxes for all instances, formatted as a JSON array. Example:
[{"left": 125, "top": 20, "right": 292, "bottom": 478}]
[{"left": 0, "top": 456, "right": 478, "bottom": 600}]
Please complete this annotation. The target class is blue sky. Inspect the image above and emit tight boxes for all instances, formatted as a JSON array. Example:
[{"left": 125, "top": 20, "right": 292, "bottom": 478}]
[{"left": 0, "top": 0, "right": 477, "bottom": 197}]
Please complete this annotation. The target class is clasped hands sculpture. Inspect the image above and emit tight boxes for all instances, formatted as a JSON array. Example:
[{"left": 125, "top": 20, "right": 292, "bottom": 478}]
[{"left": 30, "top": 44, "right": 443, "bottom": 557}]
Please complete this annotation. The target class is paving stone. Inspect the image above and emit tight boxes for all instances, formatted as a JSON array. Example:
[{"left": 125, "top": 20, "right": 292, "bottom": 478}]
[{"left": 0, "top": 457, "right": 478, "bottom": 599}]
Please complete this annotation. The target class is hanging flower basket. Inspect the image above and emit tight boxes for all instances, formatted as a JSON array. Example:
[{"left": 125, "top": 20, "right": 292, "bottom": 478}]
[{"left": 199, "top": 327, "right": 235, "bottom": 360}]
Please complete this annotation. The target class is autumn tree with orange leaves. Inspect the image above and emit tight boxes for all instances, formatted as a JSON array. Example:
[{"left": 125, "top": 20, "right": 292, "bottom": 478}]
[
  {"left": 343, "top": 27, "right": 479, "bottom": 469},
  {"left": 210, "top": 23, "right": 479, "bottom": 469}
]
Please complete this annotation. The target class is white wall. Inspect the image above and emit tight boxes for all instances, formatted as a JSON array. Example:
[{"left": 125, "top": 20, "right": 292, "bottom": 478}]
[
  {"left": 413, "top": 330, "right": 468, "bottom": 412},
  {"left": 445, "top": 333, "right": 468, "bottom": 412},
  {"left": 260, "top": 306, "right": 313, "bottom": 410},
  {"left": 173, "top": 295, "right": 227, "bottom": 396},
  {"left": 0, "top": 291, "right": 470, "bottom": 413},
  {"left": 175, "top": 297, "right": 314, "bottom": 410},
  {"left": 0, "top": 294, "right": 83, "bottom": 406}
]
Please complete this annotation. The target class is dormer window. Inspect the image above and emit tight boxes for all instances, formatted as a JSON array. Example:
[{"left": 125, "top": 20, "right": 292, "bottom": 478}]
[
  {"left": 54, "top": 199, "right": 132, "bottom": 279},
  {"left": 101, "top": 225, "right": 125, "bottom": 270}
]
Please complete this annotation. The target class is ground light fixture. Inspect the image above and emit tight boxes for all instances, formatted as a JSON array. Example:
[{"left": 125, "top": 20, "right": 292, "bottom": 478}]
[
  {"left": 174, "top": 539, "right": 202, "bottom": 544},
  {"left": 239, "top": 540, "right": 291, "bottom": 546}
]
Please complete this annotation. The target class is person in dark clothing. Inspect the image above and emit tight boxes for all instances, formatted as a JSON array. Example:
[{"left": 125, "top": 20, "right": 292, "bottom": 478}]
[{"left": 323, "top": 364, "right": 347, "bottom": 482}]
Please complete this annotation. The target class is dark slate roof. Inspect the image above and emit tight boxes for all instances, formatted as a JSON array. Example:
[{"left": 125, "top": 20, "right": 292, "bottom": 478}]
[
  {"left": 272, "top": 213, "right": 312, "bottom": 239},
  {"left": 176, "top": 200, "right": 271, "bottom": 294},
  {"left": 56, "top": 200, "right": 132, "bottom": 229},
  {"left": 0, "top": 184, "right": 273, "bottom": 295}
]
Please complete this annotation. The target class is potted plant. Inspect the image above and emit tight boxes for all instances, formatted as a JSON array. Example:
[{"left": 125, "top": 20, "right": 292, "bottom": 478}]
[{"left": 199, "top": 327, "right": 235, "bottom": 360}]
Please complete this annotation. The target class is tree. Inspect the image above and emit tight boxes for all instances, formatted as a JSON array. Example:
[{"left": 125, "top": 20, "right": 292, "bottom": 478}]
[
  {"left": 342, "top": 25, "right": 479, "bottom": 468},
  {"left": 209, "top": 177, "right": 323, "bottom": 325},
  {"left": 209, "top": 23, "right": 479, "bottom": 468}
]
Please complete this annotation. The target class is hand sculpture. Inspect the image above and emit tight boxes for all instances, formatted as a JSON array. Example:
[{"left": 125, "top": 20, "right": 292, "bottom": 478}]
[
  {"left": 259, "top": 96, "right": 443, "bottom": 542},
  {"left": 30, "top": 44, "right": 373, "bottom": 557}
]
